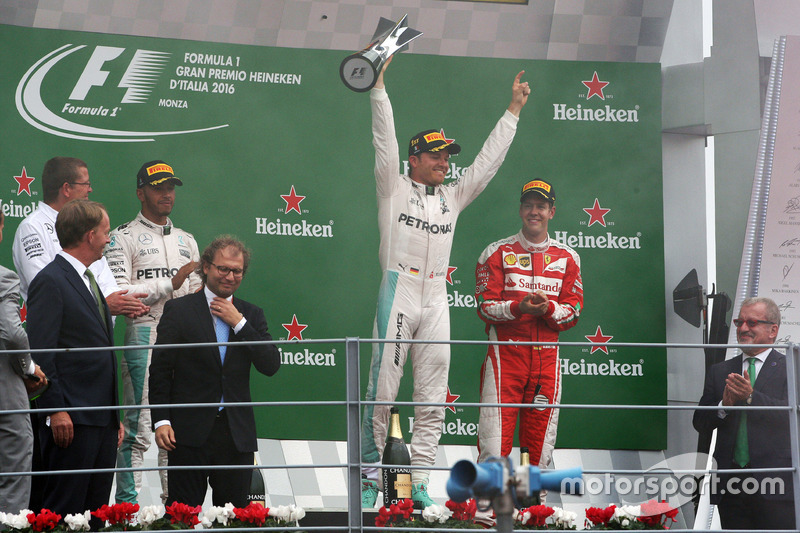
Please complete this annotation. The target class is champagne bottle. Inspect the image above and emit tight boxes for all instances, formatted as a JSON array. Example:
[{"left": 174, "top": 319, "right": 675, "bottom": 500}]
[
  {"left": 518, "top": 447, "right": 540, "bottom": 507},
  {"left": 520, "top": 446, "right": 530, "bottom": 467},
  {"left": 382, "top": 407, "right": 412, "bottom": 507},
  {"left": 248, "top": 452, "right": 266, "bottom": 506}
]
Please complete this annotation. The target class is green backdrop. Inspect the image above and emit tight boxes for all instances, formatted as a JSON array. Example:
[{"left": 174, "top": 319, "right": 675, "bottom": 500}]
[{"left": 0, "top": 24, "right": 666, "bottom": 450}]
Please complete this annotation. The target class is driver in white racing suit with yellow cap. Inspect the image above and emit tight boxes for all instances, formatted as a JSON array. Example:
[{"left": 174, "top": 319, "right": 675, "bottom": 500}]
[
  {"left": 360, "top": 57, "right": 531, "bottom": 509},
  {"left": 104, "top": 160, "right": 202, "bottom": 504}
]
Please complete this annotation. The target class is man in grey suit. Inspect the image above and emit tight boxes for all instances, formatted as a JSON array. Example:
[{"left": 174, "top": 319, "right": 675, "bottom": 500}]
[{"left": 0, "top": 210, "right": 46, "bottom": 513}]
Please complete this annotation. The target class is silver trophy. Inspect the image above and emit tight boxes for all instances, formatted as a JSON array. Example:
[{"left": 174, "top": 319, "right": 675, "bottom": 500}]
[{"left": 340, "top": 15, "right": 422, "bottom": 92}]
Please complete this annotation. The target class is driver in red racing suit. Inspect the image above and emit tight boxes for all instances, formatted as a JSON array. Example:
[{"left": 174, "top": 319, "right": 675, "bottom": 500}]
[{"left": 475, "top": 179, "right": 582, "bottom": 469}]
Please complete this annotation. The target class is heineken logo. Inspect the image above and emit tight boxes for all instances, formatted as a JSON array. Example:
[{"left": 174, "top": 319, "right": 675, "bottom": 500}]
[
  {"left": 554, "top": 230, "right": 641, "bottom": 250},
  {"left": 552, "top": 71, "right": 640, "bottom": 123}
]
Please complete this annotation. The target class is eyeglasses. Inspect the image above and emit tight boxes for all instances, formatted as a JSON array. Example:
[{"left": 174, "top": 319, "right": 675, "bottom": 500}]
[
  {"left": 733, "top": 318, "right": 775, "bottom": 328},
  {"left": 211, "top": 263, "right": 244, "bottom": 278},
  {"left": 68, "top": 181, "right": 92, "bottom": 187}
]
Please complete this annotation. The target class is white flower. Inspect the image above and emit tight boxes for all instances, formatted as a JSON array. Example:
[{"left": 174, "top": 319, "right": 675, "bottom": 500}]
[
  {"left": 0, "top": 513, "right": 8, "bottom": 528},
  {"left": 6, "top": 510, "right": 32, "bottom": 530},
  {"left": 287, "top": 505, "right": 305, "bottom": 522},
  {"left": 202, "top": 503, "right": 236, "bottom": 526},
  {"left": 268, "top": 505, "right": 290, "bottom": 521},
  {"left": 137, "top": 505, "right": 165, "bottom": 528},
  {"left": 64, "top": 511, "right": 91, "bottom": 531},
  {"left": 421, "top": 504, "right": 451, "bottom": 524},
  {"left": 520, "top": 510, "right": 532, "bottom": 525},
  {"left": 549, "top": 506, "right": 577, "bottom": 527},
  {"left": 267, "top": 504, "right": 305, "bottom": 523},
  {"left": 622, "top": 518, "right": 630, "bottom": 527},
  {"left": 614, "top": 504, "right": 641, "bottom": 520}
]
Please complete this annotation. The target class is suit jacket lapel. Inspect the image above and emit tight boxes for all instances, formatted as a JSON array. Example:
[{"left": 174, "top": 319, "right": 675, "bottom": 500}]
[
  {"left": 754, "top": 349, "right": 781, "bottom": 392},
  {"left": 98, "top": 291, "right": 114, "bottom": 343},
  {"left": 56, "top": 256, "right": 104, "bottom": 322},
  {"left": 55, "top": 255, "right": 114, "bottom": 345}
]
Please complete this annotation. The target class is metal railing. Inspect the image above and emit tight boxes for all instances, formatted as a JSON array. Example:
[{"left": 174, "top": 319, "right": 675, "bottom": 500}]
[{"left": 1, "top": 338, "right": 798, "bottom": 532}]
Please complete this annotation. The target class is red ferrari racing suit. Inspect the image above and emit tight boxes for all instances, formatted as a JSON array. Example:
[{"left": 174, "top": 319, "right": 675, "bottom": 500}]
[{"left": 475, "top": 231, "right": 582, "bottom": 467}]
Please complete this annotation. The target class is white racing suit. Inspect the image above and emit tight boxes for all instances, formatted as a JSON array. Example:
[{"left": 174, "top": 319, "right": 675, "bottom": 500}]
[
  {"left": 361, "top": 87, "right": 519, "bottom": 484},
  {"left": 104, "top": 212, "right": 202, "bottom": 503}
]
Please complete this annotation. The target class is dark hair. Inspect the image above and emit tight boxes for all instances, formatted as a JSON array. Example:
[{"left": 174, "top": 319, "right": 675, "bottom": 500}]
[
  {"left": 198, "top": 235, "right": 251, "bottom": 284},
  {"left": 56, "top": 199, "right": 106, "bottom": 249},
  {"left": 42, "top": 157, "right": 88, "bottom": 203}
]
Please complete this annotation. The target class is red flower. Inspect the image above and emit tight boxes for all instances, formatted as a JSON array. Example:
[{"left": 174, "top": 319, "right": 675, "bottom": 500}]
[
  {"left": 585, "top": 504, "right": 616, "bottom": 526},
  {"left": 394, "top": 499, "right": 414, "bottom": 519},
  {"left": 233, "top": 502, "right": 269, "bottom": 526},
  {"left": 375, "top": 506, "right": 393, "bottom": 527},
  {"left": 519, "top": 505, "right": 555, "bottom": 527},
  {"left": 27, "top": 509, "right": 62, "bottom": 532},
  {"left": 446, "top": 499, "right": 477, "bottom": 521},
  {"left": 92, "top": 502, "right": 140, "bottom": 526},
  {"left": 639, "top": 499, "right": 678, "bottom": 528},
  {"left": 165, "top": 502, "right": 202, "bottom": 527},
  {"left": 374, "top": 499, "right": 415, "bottom": 527}
]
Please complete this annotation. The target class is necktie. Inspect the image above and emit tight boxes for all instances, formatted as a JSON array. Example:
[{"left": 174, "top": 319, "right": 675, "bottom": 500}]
[
  {"left": 214, "top": 315, "right": 229, "bottom": 363},
  {"left": 733, "top": 357, "right": 757, "bottom": 467},
  {"left": 85, "top": 269, "right": 107, "bottom": 329},
  {"left": 214, "top": 314, "right": 229, "bottom": 411}
]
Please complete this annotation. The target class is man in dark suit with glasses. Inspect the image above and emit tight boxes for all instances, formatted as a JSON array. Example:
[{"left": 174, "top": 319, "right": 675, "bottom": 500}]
[
  {"left": 693, "top": 297, "right": 794, "bottom": 530},
  {"left": 149, "top": 235, "right": 280, "bottom": 507}
]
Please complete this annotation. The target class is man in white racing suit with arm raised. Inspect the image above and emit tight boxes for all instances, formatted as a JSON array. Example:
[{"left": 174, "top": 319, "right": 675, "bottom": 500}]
[
  {"left": 104, "top": 160, "right": 202, "bottom": 504},
  {"left": 360, "top": 57, "right": 530, "bottom": 508}
]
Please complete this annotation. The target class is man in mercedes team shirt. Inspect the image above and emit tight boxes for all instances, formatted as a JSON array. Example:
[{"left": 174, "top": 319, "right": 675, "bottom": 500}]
[{"left": 104, "top": 160, "right": 201, "bottom": 504}]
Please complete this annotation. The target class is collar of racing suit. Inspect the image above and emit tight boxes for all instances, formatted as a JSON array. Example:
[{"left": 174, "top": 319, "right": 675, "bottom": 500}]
[
  {"left": 409, "top": 180, "right": 438, "bottom": 196},
  {"left": 518, "top": 231, "right": 551, "bottom": 253},
  {"left": 137, "top": 212, "right": 173, "bottom": 235}
]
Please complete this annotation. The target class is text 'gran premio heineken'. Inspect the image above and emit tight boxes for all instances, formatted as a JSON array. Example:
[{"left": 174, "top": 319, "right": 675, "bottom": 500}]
[{"left": 381, "top": 407, "right": 411, "bottom": 507}]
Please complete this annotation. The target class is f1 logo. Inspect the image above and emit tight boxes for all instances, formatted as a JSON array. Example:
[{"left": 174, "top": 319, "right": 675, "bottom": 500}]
[
  {"left": 68, "top": 46, "right": 170, "bottom": 104},
  {"left": 69, "top": 46, "right": 124, "bottom": 100},
  {"left": 350, "top": 67, "right": 366, "bottom": 78}
]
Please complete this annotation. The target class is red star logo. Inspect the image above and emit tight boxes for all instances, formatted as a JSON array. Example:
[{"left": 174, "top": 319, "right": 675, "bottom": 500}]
[
  {"left": 582, "top": 71, "right": 609, "bottom": 100},
  {"left": 281, "top": 185, "right": 305, "bottom": 215},
  {"left": 19, "top": 302, "right": 27, "bottom": 324},
  {"left": 585, "top": 326, "right": 613, "bottom": 354},
  {"left": 583, "top": 198, "right": 611, "bottom": 227},
  {"left": 282, "top": 314, "right": 308, "bottom": 341},
  {"left": 445, "top": 386, "right": 460, "bottom": 413},
  {"left": 440, "top": 128, "right": 455, "bottom": 145},
  {"left": 14, "top": 167, "right": 35, "bottom": 196},
  {"left": 446, "top": 266, "right": 457, "bottom": 285}
]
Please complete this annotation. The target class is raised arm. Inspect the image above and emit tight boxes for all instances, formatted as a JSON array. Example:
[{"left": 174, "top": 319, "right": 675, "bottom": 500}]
[
  {"left": 507, "top": 70, "right": 531, "bottom": 117},
  {"left": 370, "top": 56, "right": 400, "bottom": 197},
  {"left": 374, "top": 56, "right": 391, "bottom": 90}
]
